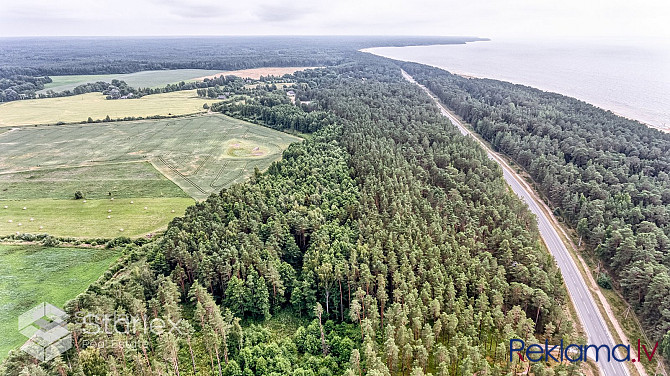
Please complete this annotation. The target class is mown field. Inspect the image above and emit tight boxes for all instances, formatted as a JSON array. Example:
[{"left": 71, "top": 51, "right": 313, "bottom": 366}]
[
  {"left": 0, "top": 114, "right": 301, "bottom": 237},
  {"left": 0, "top": 198, "right": 193, "bottom": 238},
  {"left": 0, "top": 244, "right": 120, "bottom": 360},
  {"left": 39, "top": 67, "right": 316, "bottom": 94},
  {"left": 38, "top": 69, "right": 223, "bottom": 93},
  {"left": 0, "top": 162, "right": 189, "bottom": 200},
  {"left": 194, "top": 66, "right": 318, "bottom": 80},
  {"left": 0, "top": 90, "right": 208, "bottom": 126}
]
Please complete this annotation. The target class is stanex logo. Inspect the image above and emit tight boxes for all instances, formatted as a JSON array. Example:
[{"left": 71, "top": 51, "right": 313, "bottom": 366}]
[
  {"left": 510, "top": 339, "right": 659, "bottom": 363},
  {"left": 19, "top": 302, "right": 72, "bottom": 362}
]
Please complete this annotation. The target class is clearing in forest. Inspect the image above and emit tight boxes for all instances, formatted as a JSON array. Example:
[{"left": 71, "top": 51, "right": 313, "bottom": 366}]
[
  {"left": 38, "top": 67, "right": 318, "bottom": 94},
  {"left": 38, "top": 69, "right": 224, "bottom": 93},
  {"left": 194, "top": 66, "right": 319, "bottom": 80}
]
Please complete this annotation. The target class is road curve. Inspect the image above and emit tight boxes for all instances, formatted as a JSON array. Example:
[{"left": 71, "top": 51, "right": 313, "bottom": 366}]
[{"left": 402, "top": 69, "right": 630, "bottom": 376}]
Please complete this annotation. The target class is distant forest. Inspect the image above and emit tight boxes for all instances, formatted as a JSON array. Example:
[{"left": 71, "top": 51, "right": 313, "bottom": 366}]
[{"left": 0, "top": 36, "right": 485, "bottom": 102}]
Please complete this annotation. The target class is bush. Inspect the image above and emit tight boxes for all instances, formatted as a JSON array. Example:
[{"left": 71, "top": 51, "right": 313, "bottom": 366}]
[
  {"left": 106, "top": 236, "right": 131, "bottom": 249},
  {"left": 41, "top": 235, "right": 60, "bottom": 247},
  {"left": 597, "top": 273, "right": 612, "bottom": 289}
]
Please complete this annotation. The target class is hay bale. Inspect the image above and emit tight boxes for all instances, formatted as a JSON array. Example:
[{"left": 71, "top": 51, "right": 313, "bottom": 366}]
[
  {"left": 22, "top": 207, "right": 27, "bottom": 210},
  {"left": 119, "top": 228, "right": 124, "bottom": 232},
  {"left": 144, "top": 207, "right": 148, "bottom": 210},
  {"left": 29, "top": 218, "right": 34, "bottom": 221},
  {"left": 3, "top": 205, "right": 7, "bottom": 209},
  {"left": 108, "top": 209, "right": 112, "bottom": 213},
  {"left": 8, "top": 219, "right": 12, "bottom": 223},
  {"left": 107, "top": 215, "right": 111, "bottom": 219},
  {"left": 130, "top": 201, "right": 134, "bottom": 204}
]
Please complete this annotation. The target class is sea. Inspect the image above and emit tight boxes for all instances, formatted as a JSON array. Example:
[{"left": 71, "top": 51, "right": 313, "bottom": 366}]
[{"left": 363, "top": 38, "right": 670, "bottom": 130}]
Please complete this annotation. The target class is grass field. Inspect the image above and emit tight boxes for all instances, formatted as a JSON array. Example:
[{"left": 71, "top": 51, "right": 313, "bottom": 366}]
[
  {"left": 39, "top": 69, "right": 223, "bottom": 93},
  {"left": 0, "top": 244, "right": 120, "bottom": 360},
  {"left": 0, "top": 90, "right": 208, "bottom": 126},
  {"left": 0, "top": 198, "right": 193, "bottom": 238},
  {"left": 39, "top": 67, "right": 318, "bottom": 94},
  {"left": 194, "top": 67, "right": 318, "bottom": 80},
  {"left": 0, "top": 162, "right": 189, "bottom": 200},
  {"left": 0, "top": 114, "right": 300, "bottom": 237}
]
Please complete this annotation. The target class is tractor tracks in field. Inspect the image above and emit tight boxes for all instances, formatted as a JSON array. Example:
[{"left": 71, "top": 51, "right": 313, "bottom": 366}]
[{"left": 156, "top": 156, "right": 206, "bottom": 195}]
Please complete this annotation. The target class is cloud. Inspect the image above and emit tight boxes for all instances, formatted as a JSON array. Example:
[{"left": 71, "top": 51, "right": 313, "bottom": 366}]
[
  {"left": 0, "top": 0, "right": 668, "bottom": 37},
  {"left": 146, "top": 0, "right": 243, "bottom": 19},
  {"left": 254, "top": 4, "right": 315, "bottom": 23}
]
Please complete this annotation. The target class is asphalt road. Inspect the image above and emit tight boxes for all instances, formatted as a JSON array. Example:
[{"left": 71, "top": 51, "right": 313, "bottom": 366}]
[{"left": 402, "top": 70, "right": 630, "bottom": 376}]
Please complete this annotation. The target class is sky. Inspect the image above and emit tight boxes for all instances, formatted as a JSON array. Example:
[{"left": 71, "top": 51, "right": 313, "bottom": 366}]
[{"left": 0, "top": 0, "right": 669, "bottom": 39}]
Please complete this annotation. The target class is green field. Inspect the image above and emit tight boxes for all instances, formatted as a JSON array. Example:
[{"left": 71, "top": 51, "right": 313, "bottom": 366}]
[
  {"left": 0, "top": 162, "right": 189, "bottom": 200},
  {"left": 0, "top": 114, "right": 301, "bottom": 237},
  {"left": 0, "top": 90, "right": 209, "bottom": 126},
  {"left": 39, "top": 69, "right": 223, "bottom": 93},
  {"left": 0, "top": 198, "right": 193, "bottom": 238},
  {"left": 0, "top": 244, "right": 120, "bottom": 360}
]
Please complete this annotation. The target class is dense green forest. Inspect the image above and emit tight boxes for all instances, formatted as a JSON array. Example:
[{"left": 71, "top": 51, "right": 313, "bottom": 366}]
[
  {"left": 0, "top": 37, "right": 485, "bottom": 102},
  {"left": 401, "top": 62, "right": 670, "bottom": 351},
  {"left": 1, "top": 58, "right": 578, "bottom": 376}
]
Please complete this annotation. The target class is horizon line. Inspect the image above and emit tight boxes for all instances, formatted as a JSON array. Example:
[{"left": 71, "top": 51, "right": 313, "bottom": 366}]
[{"left": 0, "top": 34, "right": 489, "bottom": 39}]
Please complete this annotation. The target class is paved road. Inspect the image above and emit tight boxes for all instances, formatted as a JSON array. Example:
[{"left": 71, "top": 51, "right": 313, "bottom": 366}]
[{"left": 402, "top": 70, "right": 630, "bottom": 376}]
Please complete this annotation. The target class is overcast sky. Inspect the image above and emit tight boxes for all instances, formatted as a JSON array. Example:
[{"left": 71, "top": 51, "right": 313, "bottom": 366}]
[{"left": 1, "top": 0, "right": 668, "bottom": 39}]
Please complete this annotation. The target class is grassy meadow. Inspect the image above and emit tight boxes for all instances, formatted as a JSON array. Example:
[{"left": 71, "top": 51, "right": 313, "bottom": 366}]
[
  {"left": 0, "top": 198, "right": 193, "bottom": 238},
  {"left": 38, "top": 67, "right": 316, "bottom": 94},
  {"left": 38, "top": 69, "right": 223, "bottom": 93},
  {"left": 0, "top": 162, "right": 189, "bottom": 200},
  {"left": 0, "top": 90, "right": 208, "bottom": 126},
  {"left": 0, "top": 244, "right": 120, "bottom": 360},
  {"left": 0, "top": 115, "right": 300, "bottom": 237}
]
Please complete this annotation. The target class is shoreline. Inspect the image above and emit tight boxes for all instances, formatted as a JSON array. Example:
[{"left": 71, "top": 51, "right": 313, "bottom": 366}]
[
  {"left": 450, "top": 72, "right": 668, "bottom": 133},
  {"left": 361, "top": 47, "right": 669, "bottom": 134}
]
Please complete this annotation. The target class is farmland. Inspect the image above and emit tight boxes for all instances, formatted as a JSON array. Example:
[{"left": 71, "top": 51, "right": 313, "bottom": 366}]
[
  {"left": 194, "top": 66, "right": 319, "bottom": 80},
  {"left": 0, "top": 198, "right": 193, "bottom": 238},
  {"left": 38, "top": 69, "right": 223, "bottom": 93},
  {"left": 0, "top": 90, "right": 208, "bottom": 127},
  {"left": 0, "top": 244, "right": 120, "bottom": 360},
  {"left": 0, "top": 114, "right": 301, "bottom": 237},
  {"left": 0, "top": 162, "right": 189, "bottom": 200},
  {"left": 38, "top": 67, "right": 317, "bottom": 94}
]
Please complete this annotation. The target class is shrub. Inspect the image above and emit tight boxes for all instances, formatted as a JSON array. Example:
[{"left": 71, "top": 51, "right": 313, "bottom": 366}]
[
  {"left": 597, "top": 273, "right": 612, "bottom": 289},
  {"left": 41, "top": 235, "right": 60, "bottom": 247}
]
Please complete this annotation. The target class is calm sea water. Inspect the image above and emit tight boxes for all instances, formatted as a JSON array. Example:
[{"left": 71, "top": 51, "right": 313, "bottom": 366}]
[{"left": 364, "top": 39, "right": 670, "bottom": 130}]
